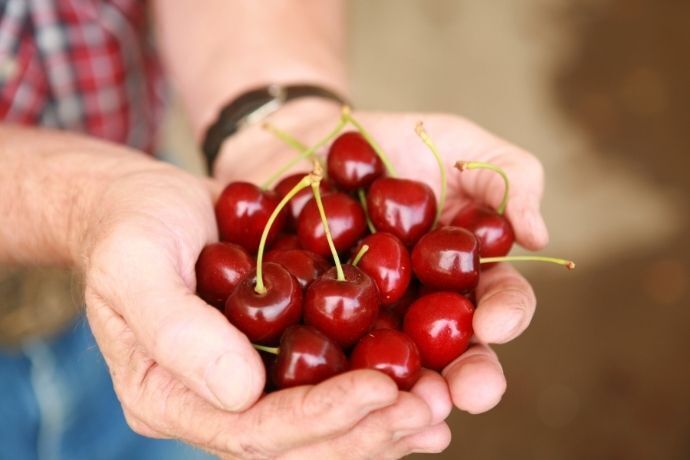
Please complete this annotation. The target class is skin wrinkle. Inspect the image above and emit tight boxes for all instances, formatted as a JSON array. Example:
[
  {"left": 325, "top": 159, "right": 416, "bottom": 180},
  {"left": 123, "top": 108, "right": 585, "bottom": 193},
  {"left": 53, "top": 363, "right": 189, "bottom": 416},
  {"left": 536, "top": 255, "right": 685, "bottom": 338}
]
[{"left": 2, "top": 82, "right": 545, "bottom": 458}]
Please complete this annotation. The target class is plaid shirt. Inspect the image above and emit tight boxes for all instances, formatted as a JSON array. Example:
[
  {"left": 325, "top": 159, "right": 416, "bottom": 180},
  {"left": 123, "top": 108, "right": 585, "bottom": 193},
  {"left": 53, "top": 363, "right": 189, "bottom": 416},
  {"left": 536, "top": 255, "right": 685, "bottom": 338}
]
[{"left": 0, "top": 0, "right": 164, "bottom": 152}]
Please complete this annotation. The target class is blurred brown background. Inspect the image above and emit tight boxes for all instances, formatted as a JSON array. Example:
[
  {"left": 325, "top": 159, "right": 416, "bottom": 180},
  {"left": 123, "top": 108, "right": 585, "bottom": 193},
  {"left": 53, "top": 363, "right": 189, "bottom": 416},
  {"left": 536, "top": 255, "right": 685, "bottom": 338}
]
[
  {"left": 346, "top": 0, "right": 690, "bottom": 458},
  {"left": 130, "top": 0, "right": 690, "bottom": 458}
]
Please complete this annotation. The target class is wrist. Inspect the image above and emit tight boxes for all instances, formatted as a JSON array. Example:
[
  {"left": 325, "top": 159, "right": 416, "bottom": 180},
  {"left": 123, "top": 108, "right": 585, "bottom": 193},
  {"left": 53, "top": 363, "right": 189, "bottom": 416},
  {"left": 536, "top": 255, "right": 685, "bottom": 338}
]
[{"left": 213, "top": 98, "right": 343, "bottom": 185}]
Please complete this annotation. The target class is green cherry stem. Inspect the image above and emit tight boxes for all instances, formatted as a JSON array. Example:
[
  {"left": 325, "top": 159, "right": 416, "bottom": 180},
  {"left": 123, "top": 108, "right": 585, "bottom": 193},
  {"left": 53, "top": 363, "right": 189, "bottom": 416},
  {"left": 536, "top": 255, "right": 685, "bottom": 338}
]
[
  {"left": 351, "top": 245, "right": 370, "bottom": 267},
  {"left": 261, "top": 117, "right": 347, "bottom": 190},
  {"left": 255, "top": 174, "right": 315, "bottom": 294},
  {"left": 262, "top": 122, "right": 308, "bottom": 151},
  {"left": 357, "top": 188, "right": 377, "bottom": 234},
  {"left": 341, "top": 106, "right": 398, "bottom": 177},
  {"left": 455, "top": 161, "right": 510, "bottom": 215},
  {"left": 415, "top": 122, "right": 446, "bottom": 227},
  {"left": 253, "top": 344, "right": 279, "bottom": 355},
  {"left": 480, "top": 256, "right": 576, "bottom": 270},
  {"left": 310, "top": 166, "right": 345, "bottom": 281}
]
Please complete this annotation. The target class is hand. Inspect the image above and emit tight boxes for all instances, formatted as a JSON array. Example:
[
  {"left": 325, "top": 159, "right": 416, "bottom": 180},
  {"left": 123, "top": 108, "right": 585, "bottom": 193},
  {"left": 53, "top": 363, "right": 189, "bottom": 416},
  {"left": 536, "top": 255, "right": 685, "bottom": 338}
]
[
  {"left": 216, "top": 104, "right": 549, "bottom": 415},
  {"left": 82, "top": 153, "right": 451, "bottom": 458}
]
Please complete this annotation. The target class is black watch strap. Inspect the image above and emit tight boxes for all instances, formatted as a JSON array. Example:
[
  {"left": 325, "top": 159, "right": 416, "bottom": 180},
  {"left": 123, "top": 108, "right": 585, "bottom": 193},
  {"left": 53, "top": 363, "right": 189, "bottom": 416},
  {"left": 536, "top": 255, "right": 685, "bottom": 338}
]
[{"left": 201, "top": 84, "right": 348, "bottom": 173}]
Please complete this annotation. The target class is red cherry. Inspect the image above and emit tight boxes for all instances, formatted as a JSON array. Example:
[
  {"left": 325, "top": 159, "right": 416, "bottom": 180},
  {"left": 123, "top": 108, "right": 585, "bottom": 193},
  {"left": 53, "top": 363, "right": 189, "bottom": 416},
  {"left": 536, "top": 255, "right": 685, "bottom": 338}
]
[
  {"left": 366, "top": 178, "right": 437, "bottom": 246},
  {"left": 225, "top": 262, "right": 302, "bottom": 345},
  {"left": 215, "top": 182, "right": 286, "bottom": 253},
  {"left": 271, "top": 233, "right": 301, "bottom": 251},
  {"left": 327, "top": 131, "right": 384, "bottom": 191},
  {"left": 297, "top": 192, "right": 367, "bottom": 257},
  {"left": 411, "top": 226, "right": 480, "bottom": 292},
  {"left": 304, "top": 264, "right": 380, "bottom": 348},
  {"left": 385, "top": 282, "right": 418, "bottom": 318},
  {"left": 352, "top": 232, "right": 411, "bottom": 306},
  {"left": 265, "top": 249, "right": 330, "bottom": 289},
  {"left": 350, "top": 329, "right": 421, "bottom": 390},
  {"left": 371, "top": 310, "right": 401, "bottom": 331},
  {"left": 272, "top": 325, "right": 348, "bottom": 389},
  {"left": 403, "top": 292, "right": 474, "bottom": 370},
  {"left": 195, "top": 242, "right": 254, "bottom": 309},
  {"left": 451, "top": 203, "right": 515, "bottom": 258},
  {"left": 274, "top": 173, "right": 331, "bottom": 229}
]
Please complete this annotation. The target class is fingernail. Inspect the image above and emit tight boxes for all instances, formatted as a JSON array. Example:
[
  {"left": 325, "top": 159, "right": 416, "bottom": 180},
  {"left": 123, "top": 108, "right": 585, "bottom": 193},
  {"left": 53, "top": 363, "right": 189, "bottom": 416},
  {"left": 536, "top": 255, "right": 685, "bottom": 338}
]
[{"left": 206, "top": 351, "right": 257, "bottom": 411}]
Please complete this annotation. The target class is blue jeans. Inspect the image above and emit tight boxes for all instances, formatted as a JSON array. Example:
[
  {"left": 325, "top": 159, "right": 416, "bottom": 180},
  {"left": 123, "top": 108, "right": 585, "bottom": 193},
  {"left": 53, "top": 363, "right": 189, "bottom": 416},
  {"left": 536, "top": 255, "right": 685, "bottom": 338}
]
[{"left": 0, "top": 316, "right": 214, "bottom": 460}]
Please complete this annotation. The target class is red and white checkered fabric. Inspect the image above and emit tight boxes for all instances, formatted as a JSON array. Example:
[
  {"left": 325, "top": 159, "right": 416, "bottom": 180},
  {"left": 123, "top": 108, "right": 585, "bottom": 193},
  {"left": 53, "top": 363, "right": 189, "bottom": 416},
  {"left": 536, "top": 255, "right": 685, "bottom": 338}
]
[{"left": 0, "top": 0, "right": 164, "bottom": 153}]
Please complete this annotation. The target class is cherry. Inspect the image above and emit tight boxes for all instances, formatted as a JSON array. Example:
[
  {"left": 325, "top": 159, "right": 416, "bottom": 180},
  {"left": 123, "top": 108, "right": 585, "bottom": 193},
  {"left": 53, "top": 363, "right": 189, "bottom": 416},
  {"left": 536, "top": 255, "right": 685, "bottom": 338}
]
[
  {"left": 385, "top": 282, "right": 418, "bottom": 318},
  {"left": 452, "top": 161, "right": 515, "bottom": 258},
  {"left": 418, "top": 284, "right": 477, "bottom": 305},
  {"left": 413, "top": 226, "right": 575, "bottom": 292},
  {"left": 304, "top": 264, "right": 380, "bottom": 348},
  {"left": 215, "top": 182, "right": 286, "bottom": 253},
  {"left": 225, "top": 262, "right": 302, "bottom": 345},
  {"left": 327, "top": 131, "right": 384, "bottom": 191},
  {"left": 350, "top": 329, "right": 421, "bottom": 391},
  {"left": 371, "top": 310, "right": 401, "bottom": 331},
  {"left": 259, "top": 325, "right": 348, "bottom": 389},
  {"left": 351, "top": 232, "right": 411, "bottom": 305},
  {"left": 297, "top": 192, "right": 366, "bottom": 257},
  {"left": 265, "top": 249, "right": 330, "bottom": 289},
  {"left": 403, "top": 291, "right": 474, "bottom": 371},
  {"left": 225, "top": 173, "right": 319, "bottom": 345},
  {"left": 451, "top": 203, "right": 515, "bottom": 258},
  {"left": 274, "top": 172, "right": 331, "bottom": 229},
  {"left": 366, "top": 177, "right": 437, "bottom": 247},
  {"left": 195, "top": 242, "right": 254, "bottom": 309},
  {"left": 271, "top": 233, "right": 301, "bottom": 251},
  {"left": 412, "top": 226, "right": 480, "bottom": 292}
]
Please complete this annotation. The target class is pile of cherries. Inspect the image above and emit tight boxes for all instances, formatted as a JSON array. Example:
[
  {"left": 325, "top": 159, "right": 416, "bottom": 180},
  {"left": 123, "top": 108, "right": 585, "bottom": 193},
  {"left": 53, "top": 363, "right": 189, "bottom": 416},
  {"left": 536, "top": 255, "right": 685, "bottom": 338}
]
[{"left": 195, "top": 109, "right": 573, "bottom": 392}]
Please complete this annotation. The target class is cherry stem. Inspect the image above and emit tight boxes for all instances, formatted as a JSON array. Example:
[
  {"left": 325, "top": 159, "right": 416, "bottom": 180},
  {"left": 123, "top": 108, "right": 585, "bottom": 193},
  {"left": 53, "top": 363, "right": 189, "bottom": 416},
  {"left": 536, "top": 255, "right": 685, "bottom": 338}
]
[
  {"left": 341, "top": 106, "right": 398, "bottom": 177},
  {"left": 262, "top": 122, "right": 308, "bottom": 151},
  {"left": 357, "top": 188, "right": 377, "bottom": 234},
  {"left": 455, "top": 161, "right": 510, "bottom": 215},
  {"left": 351, "top": 244, "right": 370, "bottom": 267},
  {"left": 480, "top": 256, "right": 576, "bottom": 270},
  {"left": 255, "top": 174, "right": 315, "bottom": 294},
  {"left": 310, "top": 166, "right": 345, "bottom": 281},
  {"left": 253, "top": 344, "right": 279, "bottom": 355},
  {"left": 261, "top": 117, "right": 347, "bottom": 190},
  {"left": 415, "top": 122, "right": 446, "bottom": 227}
]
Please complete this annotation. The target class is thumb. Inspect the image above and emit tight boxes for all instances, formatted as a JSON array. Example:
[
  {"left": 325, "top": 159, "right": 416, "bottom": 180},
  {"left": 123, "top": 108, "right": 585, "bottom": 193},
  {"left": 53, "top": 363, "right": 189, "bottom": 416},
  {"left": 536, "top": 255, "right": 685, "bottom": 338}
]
[
  {"left": 144, "top": 289, "right": 266, "bottom": 412},
  {"left": 88, "top": 230, "right": 265, "bottom": 412}
]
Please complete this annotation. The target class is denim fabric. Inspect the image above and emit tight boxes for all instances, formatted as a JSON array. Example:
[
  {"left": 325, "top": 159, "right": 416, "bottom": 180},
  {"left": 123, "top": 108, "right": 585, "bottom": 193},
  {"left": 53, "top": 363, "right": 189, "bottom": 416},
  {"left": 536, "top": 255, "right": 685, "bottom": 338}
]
[{"left": 0, "top": 316, "right": 214, "bottom": 460}]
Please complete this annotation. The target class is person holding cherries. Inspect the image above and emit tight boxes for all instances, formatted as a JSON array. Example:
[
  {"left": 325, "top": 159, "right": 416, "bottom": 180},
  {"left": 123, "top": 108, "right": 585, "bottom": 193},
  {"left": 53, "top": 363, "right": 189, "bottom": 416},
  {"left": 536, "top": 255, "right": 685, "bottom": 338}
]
[{"left": 1, "top": 1, "right": 558, "bottom": 459}]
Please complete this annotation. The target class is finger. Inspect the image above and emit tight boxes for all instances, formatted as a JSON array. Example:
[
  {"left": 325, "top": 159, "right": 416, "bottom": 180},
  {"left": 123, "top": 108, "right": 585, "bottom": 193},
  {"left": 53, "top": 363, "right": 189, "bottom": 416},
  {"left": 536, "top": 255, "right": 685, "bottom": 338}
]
[
  {"left": 409, "top": 369, "right": 452, "bottom": 424},
  {"left": 127, "top": 368, "right": 398, "bottom": 458},
  {"left": 233, "top": 370, "right": 399, "bottom": 456},
  {"left": 473, "top": 263, "right": 537, "bottom": 344},
  {"left": 288, "top": 391, "right": 434, "bottom": 460},
  {"left": 391, "top": 422, "right": 452, "bottom": 457},
  {"left": 442, "top": 344, "right": 507, "bottom": 414},
  {"left": 87, "top": 230, "right": 265, "bottom": 412}
]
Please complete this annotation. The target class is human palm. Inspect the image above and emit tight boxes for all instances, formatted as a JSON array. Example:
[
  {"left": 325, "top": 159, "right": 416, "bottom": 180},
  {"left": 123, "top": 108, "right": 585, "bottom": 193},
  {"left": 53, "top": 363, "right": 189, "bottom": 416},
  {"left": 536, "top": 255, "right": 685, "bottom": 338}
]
[{"left": 216, "top": 107, "right": 549, "bottom": 415}]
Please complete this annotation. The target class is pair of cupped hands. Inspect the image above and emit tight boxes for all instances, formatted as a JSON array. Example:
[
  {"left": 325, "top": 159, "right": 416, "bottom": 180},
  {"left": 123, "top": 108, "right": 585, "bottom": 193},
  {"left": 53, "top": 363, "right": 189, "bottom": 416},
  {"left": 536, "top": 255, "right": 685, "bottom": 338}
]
[{"left": 83, "top": 104, "right": 548, "bottom": 459}]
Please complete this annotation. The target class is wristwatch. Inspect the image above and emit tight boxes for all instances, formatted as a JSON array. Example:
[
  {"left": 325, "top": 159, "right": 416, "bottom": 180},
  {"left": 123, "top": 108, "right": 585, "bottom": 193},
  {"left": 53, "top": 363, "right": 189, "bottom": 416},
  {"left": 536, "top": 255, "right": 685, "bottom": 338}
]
[{"left": 201, "top": 84, "right": 348, "bottom": 173}]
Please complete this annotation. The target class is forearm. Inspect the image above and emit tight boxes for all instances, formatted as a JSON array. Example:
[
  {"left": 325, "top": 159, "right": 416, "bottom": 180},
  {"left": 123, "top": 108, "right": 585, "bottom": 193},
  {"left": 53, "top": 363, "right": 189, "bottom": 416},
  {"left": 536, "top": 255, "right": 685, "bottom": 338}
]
[
  {"left": 0, "top": 124, "right": 160, "bottom": 267},
  {"left": 153, "top": 0, "right": 347, "bottom": 138}
]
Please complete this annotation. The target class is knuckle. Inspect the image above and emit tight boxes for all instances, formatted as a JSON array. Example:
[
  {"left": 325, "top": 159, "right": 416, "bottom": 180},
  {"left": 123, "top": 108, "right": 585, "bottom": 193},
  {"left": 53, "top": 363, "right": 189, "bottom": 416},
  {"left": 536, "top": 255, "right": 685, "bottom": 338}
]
[{"left": 302, "top": 376, "right": 354, "bottom": 419}]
